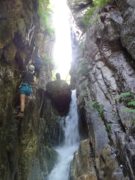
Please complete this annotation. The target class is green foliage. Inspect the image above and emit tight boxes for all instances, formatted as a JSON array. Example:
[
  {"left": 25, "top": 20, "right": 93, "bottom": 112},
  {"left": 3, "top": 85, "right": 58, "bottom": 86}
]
[
  {"left": 127, "top": 101, "right": 135, "bottom": 107},
  {"left": 117, "top": 91, "right": 134, "bottom": 106},
  {"left": 118, "top": 91, "right": 135, "bottom": 113},
  {"left": 90, "top": 101, "right": 104, "bottom": 118},
  {"left": 106, "top": 123, "right": 111, "bottom": 133},
  {"left": 38, "top": 0, "right": 54, "bottom": 35},
  {"left": 118, "top": 92, "right": 134, "bottom": 101},
  {"left": 83, "top": 7, "right": 97, "bottom": 27},
  {"left": 93, "top": 0, "right": 110, "bottom": 7},
  {"left": 83, "top": 0, "right": 111, "bottom": 27}
]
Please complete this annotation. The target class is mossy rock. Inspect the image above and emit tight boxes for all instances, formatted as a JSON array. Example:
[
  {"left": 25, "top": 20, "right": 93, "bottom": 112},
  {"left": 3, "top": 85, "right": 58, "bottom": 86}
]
[
  {"left": 3, "top": 42, "right": 17, "bottom": 63},
  {"left": 0, "top": 22, "right": 13, "bottom": 48}
]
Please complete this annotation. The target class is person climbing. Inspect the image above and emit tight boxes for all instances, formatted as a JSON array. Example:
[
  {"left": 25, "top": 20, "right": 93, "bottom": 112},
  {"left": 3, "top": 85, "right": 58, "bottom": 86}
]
[{"left": 16, "top": 64, "right": 36, "bottom": 118}]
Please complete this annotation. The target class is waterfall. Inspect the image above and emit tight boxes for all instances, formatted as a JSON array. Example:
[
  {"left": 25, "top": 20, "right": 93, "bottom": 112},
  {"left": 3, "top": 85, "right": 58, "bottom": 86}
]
[
  {"left": 51, "top": 0, "right": 72, "bottom": 80},
  {"left": 47, "top": 90, "right": 80, "bottom": 180}
]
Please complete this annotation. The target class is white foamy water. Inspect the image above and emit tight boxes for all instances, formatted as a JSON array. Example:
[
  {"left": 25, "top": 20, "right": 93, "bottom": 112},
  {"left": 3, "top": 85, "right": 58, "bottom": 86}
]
[{"left": 47, "top": 90, "right": 80, "bottom": 180}]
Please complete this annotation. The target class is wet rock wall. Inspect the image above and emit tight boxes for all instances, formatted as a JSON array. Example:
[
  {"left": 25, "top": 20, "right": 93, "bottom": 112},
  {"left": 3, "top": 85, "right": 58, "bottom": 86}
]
[
  {"left": 69, "top": 0, "right": 135, "bottom": 179},
  {"left": 0, "top": 0, "right": 59, "bottom": 179}
]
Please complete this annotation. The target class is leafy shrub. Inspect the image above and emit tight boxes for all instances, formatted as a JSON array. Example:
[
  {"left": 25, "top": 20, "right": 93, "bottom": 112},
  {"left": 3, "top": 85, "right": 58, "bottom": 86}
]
[
  {"left": 91, "top": 101, "right": 104, "bottom": 118},
  {"left": 127, "top": 101, "right": 135, "bottom": 107},
  {"left": 83, "top": 0, "right": 111, "bottom": 27},
  {"left": 118, "top": 91, "right": 135, "bottom": 113},
  {"left": 38, "top": 0, "right": 54, "bottom": 35},
  {"left": 83, "top": 7, "right": 97, "bottom": 26},
  {"left": 118, "top": 92, "right": 134, "bottom": 101}
]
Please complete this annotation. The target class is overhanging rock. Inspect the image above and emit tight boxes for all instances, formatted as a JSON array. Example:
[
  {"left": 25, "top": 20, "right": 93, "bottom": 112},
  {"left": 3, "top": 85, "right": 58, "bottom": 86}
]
[{"left": 46, "top": 80, "right": 71, "bottom": 116}]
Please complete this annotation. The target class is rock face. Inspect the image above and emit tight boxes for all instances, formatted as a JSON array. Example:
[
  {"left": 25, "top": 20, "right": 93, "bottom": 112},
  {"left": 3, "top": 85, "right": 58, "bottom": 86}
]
[
  {"left": 69, "top": 0, "right": 135, "bottom": 179},
  {"left": 46, "top": 79, "right": 71, "bottom": 116},
  {"left": 0, "top": 0, "right": 59, "bottom": 180},
  {"left": 1, "top": 0, "right": 135, "bottom": 179},
  {"left": 70, "top": 139, "right": 97, "bottom": 180}
]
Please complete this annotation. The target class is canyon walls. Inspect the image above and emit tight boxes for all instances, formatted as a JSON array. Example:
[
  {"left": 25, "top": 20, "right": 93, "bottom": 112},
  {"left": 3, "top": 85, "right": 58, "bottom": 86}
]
[{"left": 69, "top": 0, "right": 135, "bottom": 179}]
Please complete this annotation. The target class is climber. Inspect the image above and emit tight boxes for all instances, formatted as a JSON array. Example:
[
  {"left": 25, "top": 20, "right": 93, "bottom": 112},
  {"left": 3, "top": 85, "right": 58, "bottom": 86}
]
[{"left": 16, "top": 64, "right": 36, "bottom": 118}]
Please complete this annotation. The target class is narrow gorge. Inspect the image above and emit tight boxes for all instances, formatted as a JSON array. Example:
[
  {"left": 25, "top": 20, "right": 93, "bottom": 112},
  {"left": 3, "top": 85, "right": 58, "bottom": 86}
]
[{"left": 0, "top": 0, "right": 135, "bottom": 180}]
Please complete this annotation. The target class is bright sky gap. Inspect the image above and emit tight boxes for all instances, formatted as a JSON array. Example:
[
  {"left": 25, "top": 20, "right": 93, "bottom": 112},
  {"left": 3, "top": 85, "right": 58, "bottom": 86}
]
[{"left": 51, "top": 0, "right": 72, "bottom": 81}]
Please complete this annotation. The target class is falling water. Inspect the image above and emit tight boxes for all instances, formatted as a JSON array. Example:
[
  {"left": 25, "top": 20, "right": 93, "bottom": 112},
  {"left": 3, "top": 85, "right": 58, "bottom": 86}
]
[
  {"left": 51, "top": 0, "right": 72, "bottom": 80},
  {"left": 47, "top": 90, "right": 80, "bottom": 180}
]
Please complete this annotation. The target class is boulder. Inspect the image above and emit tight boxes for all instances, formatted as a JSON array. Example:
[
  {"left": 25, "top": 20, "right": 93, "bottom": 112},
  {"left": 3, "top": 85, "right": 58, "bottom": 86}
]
[
  {"left": 70, "top": 139, "right": 97, "bottom": 180},
  {"left": 46, "top": 80, "right": 71, "bottom": 116}
]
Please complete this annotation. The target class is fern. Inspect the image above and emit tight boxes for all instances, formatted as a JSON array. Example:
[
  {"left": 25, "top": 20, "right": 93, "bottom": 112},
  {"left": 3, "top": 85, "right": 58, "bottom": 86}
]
[
  {"left": 128, "top": 101, "right": 135, "bottom": 107},
  {"left": 118, "top": 92, "right": 134, "bottom": 99},
  {"left": 117, "top": 91, "right": 134, "bottom": 105},
  {"left": 118, "top": 92, "right": 135, "bottom": 113}
]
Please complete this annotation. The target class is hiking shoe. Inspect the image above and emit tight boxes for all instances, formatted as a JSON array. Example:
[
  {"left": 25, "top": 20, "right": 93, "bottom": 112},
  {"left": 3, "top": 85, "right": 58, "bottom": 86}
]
[{"left": 16, "top": 112, "right": 24, "bottom": 118}]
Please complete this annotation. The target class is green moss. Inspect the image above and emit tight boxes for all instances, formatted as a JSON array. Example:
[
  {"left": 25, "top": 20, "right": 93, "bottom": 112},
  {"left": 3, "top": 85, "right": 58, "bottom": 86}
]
[
  {"left": 0, "top": 115, "right": 17, "bottom": 179},
  {"left": 83, "top": 7, "right": 97, "bottom": 27},
  {"left": 38, "top": 0, "right": 54, "bottom": 35},
  {"left": 91, "top": 101, "right": 104, "bottom": 118},
  {"left": 19, "top": 131, "right": 39, "bottom": 179},
  {"left": 86, "top": 100, "right": 104, "bottom": 118},
  {"left": 0, "top": 22, "right": 12, "bottom": 48},
  {"left": 93, "top": 0, "right": 110, "bottom": 7},
  {"left": 82, "top": 0, "right": 111, "bottom": 28}
]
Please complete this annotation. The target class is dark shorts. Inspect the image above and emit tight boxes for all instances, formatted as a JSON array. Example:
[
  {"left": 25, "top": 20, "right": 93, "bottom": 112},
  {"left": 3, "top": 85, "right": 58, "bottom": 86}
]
[{"left": 19, "top": 83, "right": 32, "bottom": 96}]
